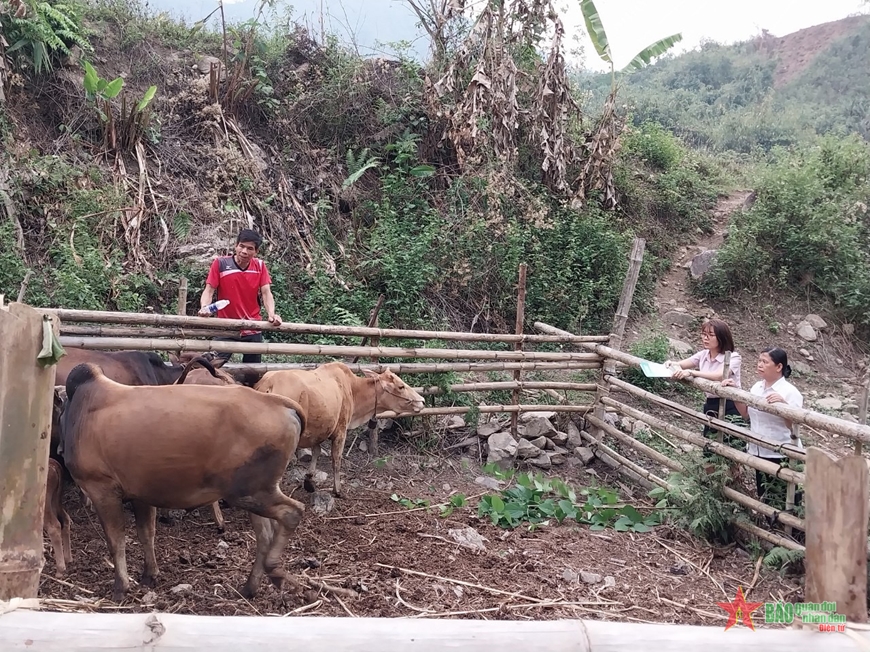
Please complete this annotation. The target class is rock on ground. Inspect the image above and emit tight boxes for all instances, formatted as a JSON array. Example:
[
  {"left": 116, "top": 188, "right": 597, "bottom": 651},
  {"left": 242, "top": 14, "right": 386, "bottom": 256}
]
[
  {"left": 486, "top": 432, "right": 518, "bottom": 468},
  {"left": 522, "top": 416, "right": 556, "bottom": 439},
  {"left": 312, "top": 491, "right": 336, "bottom": 515},
  {"left": 804, "top": 314, "right": 828, "bottom": 331},
  {"left": 795, "top": 321, "right": 818, "bottom": 342},
  {"left": 689, "top": 249, "right": 718, "bottom": 280},
  {"left": 517, "top": 438, "right": 541, "bottom": 459},
  {"left": 663, "top": 310, "right": 696, "bottom": 330},
  {"left": 816, "top": 397, "right": 843, "bottom": 411}
]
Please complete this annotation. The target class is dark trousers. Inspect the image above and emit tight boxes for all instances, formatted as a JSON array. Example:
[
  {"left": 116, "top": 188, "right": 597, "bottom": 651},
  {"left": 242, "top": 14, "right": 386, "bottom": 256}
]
[
  {"left": 213, "top": 332, "right": 264, "bottom": 363},
  {"left": 702, "top": 397, "right": 746, "bottom": 457}
]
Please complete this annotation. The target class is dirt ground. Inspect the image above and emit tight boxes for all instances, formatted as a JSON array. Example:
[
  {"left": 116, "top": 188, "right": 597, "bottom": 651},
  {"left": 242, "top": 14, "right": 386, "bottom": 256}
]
[{"left": 38, "top": 440, "right": 803, "bottom": 629}]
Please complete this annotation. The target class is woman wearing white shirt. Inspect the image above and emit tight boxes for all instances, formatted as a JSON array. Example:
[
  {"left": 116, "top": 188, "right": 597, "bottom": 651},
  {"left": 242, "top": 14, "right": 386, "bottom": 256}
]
[
  {"left": 722, "top": 347, "right": 804, "bottom": 507},
  {"left": 665, "top": 319, "right": 745, "bottom": 454}
]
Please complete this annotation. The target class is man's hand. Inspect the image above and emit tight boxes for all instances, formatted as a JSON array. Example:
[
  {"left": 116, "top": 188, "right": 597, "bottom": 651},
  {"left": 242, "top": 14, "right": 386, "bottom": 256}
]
[
  {"left": 672, "top": 369, "right": 692, "bottom": 380},
  {"left": 268, "top": 314, "right": 282, "bottom": 325},
  {"left": 198, "top": 306, "right": 213, "bottom": 317},
  {"left": 767, "top": 392, "right": 786, "bottom": 404}
]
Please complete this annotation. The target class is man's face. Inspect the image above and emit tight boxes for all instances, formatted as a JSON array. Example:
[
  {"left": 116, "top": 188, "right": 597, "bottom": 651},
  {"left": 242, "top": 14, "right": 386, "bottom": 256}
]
[{"left": 234, "top": 240, "right": 258, "bottom": 264}]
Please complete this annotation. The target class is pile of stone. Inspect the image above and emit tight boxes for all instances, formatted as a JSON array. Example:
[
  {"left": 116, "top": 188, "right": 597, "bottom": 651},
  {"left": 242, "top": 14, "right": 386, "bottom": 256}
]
[{"left": 477, "top": 411, "right": 595, "bottom": 471}]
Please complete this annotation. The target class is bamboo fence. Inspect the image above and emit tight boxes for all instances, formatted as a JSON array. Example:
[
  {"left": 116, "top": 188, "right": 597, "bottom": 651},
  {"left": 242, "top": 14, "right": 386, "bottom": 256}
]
[
  {"left": 223, "top": 361, "right": 603, "bottom": 374},
  {"left": 44, "top": 308, "right": 610, "bottom": 344}
]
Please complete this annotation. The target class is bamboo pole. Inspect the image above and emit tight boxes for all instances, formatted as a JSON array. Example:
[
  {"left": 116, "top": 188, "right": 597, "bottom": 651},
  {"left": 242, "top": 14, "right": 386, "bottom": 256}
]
[
  {"left": 804, "top": 447, "right": 869, "bottom": 623},
  {"left": 716, "top": 351, "right": 730, "bottom": 444},
  {"left": 598, "top": 398, "right": 806, "bottom": 484},
  {"left": 537, "top": 327, "right": 870, "bottom": 444},
  {"left": 3, "top": 609, "right": 870, "bottom": 650},
  {"left": 734, "top": 520, "right": 806, "bottom": 553},
  {"left": 356, "top": 294, "right": 385, "bottom": 456},
  {"left": 59, "top": 325, "right": 239, "bottom": 339},
  {"left": 578, "top": 429, "right": 666, "bottom": 490},
  {"left": 510, "top": 263, "right": 528, "bottom": 441},
  {"left": 605, "top": 375, "right": 806, "bottom": 462},
  {"left": 43, "top": 308, "right": 611, "bottom": 344},
  {"left": 585, "top": 414, "right": 682, "bottom": 473},
  {"left": 857, "top": 381, "right": 869, "bottom": 456},
  {"left": 721, "top": 486, "right": 805, "bottom": 532},
  {"left": 56, "top": 336, "right": 605, "bottom": 363},
  {"left": 375, "top": 404, "right": 595, "bottom": 419},
  {"left": 223, "top": 361, "right": 603, "bottom": 375},
  {"left": 177, "top": 277, "right": 188, "bottom": 316},
  {"left": 591, "top": 238, "right": 645, "bottom": 443},
  {"left": 0, "top": 304, "right": 59, "bottom": 600},
  {"left": 417, "top": 381, "right": 598, "bottom": 396}
]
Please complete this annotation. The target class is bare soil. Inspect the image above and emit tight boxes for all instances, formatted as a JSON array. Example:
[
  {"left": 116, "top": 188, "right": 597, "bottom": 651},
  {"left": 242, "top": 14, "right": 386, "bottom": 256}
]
[{"left": 38, "top": 446, "right": 802, "bottom": 628}]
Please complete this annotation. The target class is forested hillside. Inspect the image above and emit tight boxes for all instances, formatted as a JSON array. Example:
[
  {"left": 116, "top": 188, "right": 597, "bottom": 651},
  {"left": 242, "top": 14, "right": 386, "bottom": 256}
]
[{"left": 0, "top": 0, "right": 868, "bottom": 343}]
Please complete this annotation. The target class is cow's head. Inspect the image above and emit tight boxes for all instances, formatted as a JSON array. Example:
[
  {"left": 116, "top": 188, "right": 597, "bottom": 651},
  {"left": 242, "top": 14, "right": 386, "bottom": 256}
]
[{"left": 363, "top": 369, "right": 425, "bottom": 415}]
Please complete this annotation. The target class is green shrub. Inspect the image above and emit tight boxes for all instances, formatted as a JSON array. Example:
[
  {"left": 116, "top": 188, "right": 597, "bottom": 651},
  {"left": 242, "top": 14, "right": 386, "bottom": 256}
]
[
  {"left": 622, "top": 329, "right": 670, "bottom": 391},
  {"left": 623, "top": 120, "right": 683, "bottom": 170},
  {"left": 697, "top": 134, "right": 870, "bottom": 327}
]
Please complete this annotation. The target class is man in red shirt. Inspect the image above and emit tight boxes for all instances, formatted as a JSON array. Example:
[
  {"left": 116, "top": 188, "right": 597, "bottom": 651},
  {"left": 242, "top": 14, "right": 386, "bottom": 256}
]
[{"left": 198, "top": 228, "right": 282, "bottom": 363}]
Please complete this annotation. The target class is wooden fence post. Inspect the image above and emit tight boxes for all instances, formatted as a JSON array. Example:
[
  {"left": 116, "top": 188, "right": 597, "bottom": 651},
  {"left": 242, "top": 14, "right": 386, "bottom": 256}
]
[
  {"left": 510, "top": 263, "right": 527, "bottom": 440},
  {"left": 591, "top": 238, "right": 645, "bottom": 441},
  {"left": 804, "top": 446, "right": 868, "bottom": 624},
  {"left": 177, "top": 277, "right": 188, "bottom": 316},
  {"left": 0, "top": 303, "right": 60, "bottom": 600}
]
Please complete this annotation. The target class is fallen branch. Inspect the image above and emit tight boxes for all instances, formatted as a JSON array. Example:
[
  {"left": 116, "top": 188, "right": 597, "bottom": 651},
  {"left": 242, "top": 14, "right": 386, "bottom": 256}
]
[{"left": 304, "top": 579, "right": 359, "bottom": 601}]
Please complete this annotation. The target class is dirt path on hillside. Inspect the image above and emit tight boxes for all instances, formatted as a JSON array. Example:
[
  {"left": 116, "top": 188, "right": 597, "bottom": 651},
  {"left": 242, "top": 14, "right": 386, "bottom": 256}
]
[{"left": 652, "top": 190, "right": 752, "bottom": 319}]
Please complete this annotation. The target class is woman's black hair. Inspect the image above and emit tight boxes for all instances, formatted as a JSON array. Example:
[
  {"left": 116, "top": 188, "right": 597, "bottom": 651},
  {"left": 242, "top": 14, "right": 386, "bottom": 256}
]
[{"left": 762, "top": 347, "right": 791, "bottom": 378}]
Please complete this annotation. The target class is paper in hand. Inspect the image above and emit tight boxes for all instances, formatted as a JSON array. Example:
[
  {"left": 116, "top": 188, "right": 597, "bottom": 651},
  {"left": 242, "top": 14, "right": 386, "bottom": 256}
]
[{"left": 639, "top": 360, "right": 676, "bottom": 378}]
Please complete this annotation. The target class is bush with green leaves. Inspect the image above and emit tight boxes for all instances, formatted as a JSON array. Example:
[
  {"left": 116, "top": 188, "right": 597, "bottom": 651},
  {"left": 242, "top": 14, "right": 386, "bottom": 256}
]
[
  {"left": 1, "top": 0, "right": 92, "bottom": 74},
  {"left": 623, "top": 120, "right": 683, "bottom": 170},
  {"left": 696, "top": 133, "right": 870, "bottom": 329},
  {"left": 621, "top": 329, "right": 670, "bottom": 391},
  {"left": 477, "top": 470, "right": 661, "bottom": 532}
]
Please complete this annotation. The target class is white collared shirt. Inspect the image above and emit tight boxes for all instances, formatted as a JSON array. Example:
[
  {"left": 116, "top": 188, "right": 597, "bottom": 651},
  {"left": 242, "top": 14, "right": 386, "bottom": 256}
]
[
  {"left": 688, "top": 349, "right": 742, "bottom": 398},
  {"left": 746, "top": 376, "right": 804, "bottom": 458}
]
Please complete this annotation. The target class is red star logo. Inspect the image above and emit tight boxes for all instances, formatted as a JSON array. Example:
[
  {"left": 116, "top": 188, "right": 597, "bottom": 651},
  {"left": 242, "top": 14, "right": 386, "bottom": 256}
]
[{"left": 717, "top": 586, "right": 764, "bottom": 631}]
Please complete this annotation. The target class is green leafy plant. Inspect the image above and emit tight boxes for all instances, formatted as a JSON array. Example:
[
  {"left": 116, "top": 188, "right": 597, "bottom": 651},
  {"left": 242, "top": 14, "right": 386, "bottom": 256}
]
[
  {"left": 81, "top": 60, "right": 157, "bottom": 152},
  {"left": 477, "top": 472, "right": 660, "bottom": 532},
  {"left": 2, "top": 0, "right": 92, "bottom": 74}
]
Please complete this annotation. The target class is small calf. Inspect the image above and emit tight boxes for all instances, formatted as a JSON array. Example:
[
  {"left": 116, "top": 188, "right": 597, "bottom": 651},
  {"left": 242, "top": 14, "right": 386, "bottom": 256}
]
[{"left": 44, "top": 458, "right": 72, "bottom": 576}]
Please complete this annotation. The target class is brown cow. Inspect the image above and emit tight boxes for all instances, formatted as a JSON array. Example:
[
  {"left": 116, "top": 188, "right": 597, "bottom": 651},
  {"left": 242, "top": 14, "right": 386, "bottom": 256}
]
[
  {"left": 60, "top": 362, "right": 308, "bottom": 601},
  {"left": 253, "top": 363, "right": 425, "bottom": 497},
  {"left": 171, "top": 355, "right": 240, "bottom": 531},
  {"left": 55, "top": 348, "right": 185, "bottom": 387},
  {"left": 43, "top": 458, "right": 72, "bottom": 576}
]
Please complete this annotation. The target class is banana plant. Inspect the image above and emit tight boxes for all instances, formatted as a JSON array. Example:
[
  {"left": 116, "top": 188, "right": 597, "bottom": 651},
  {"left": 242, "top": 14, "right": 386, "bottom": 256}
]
[{"left": 579, "top": 0, "right": 681, "bottom": 88}]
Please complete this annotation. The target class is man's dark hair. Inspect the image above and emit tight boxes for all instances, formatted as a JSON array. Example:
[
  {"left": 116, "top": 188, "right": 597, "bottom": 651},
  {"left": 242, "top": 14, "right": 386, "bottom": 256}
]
[{"left": 236, "top": 228, "right": 263, "bottom": 250}]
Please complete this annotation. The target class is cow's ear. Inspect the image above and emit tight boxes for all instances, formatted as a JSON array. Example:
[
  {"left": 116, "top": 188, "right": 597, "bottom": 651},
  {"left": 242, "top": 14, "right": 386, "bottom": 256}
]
[
  {"left": 362, "top": 369, "right": 379, "bottom": 379},
  {"left": 211, "top": 357, "right": 227, "bottom": 369},
  {"left": 168, "top": 353, "right": 180, "bottom": 364}
]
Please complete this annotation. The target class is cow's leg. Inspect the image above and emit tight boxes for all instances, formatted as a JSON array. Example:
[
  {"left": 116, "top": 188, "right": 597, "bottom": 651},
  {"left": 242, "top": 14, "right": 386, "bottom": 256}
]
[
  {"left": 131, "top": 501, "right": 159, "bottom": 588},
  {"left": 58, "top": 504, "right": 73, "bottom": 566},
  {"left": 303, "top": 444, "right": 320, "bottom": 492},
  {"left": 44, "top": 516, "right": 66, "bottom": 576},
  {"left": 241, "top": 513, "right": 275, "bottom": 598},
  {"left": 330, "top": 429, "right": 348, "bottom": 498},
  {"left": 231, "top": 489, "right": 304, "bottom": 598},
  {"left": 211, "top": 501, "right": 225, "bottom": 532},
  {"left": 89, "top": 490, "right": 131, "bottom": 601}
]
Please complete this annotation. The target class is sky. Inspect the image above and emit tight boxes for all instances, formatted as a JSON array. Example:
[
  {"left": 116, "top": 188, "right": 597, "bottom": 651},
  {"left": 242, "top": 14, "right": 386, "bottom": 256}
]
[{"left": 141, "top": 0, "right": 870, "bottom": 71}]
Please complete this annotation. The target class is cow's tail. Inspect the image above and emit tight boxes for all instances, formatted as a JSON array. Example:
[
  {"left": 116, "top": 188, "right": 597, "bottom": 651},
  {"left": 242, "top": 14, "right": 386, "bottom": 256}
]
[
  {"left": 174, "top": 357, "right": 220, "bottom": 385},
  {"left": 61, "top": 363, "right": 102, "bottom": 464}
]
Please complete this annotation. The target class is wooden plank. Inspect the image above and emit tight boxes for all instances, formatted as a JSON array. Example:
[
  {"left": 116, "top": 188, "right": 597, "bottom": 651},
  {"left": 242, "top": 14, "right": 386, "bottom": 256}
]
[
  {"left": 0, "top": 304, "right": 59, "bottom": 600},
  {"left": 42, "top": 309, "right": 611, "bottom": 344},
  {"left": 804, "top": 447, "right": 869, "bottom": 623},
  {"left": 3, "top": 609, "right": 870, "bottom": 651},
  {"left": 57, "top": 336, "right": 604, "bottom": 363},
  {"left": 510, "top": 263, "right": 528, "bottom": 440}
]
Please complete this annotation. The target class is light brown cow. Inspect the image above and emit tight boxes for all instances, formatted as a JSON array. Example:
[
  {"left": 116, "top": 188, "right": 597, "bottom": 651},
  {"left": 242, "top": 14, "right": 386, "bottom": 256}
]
[
  {"left": 253, "top": 363, "right": 425, "bottom": 497},
  {"left": 60, "top": 362, "right": 308, "bottom": 601},
  {"left": 43, "top": 458, "right": 72, "bottom": 576}
]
